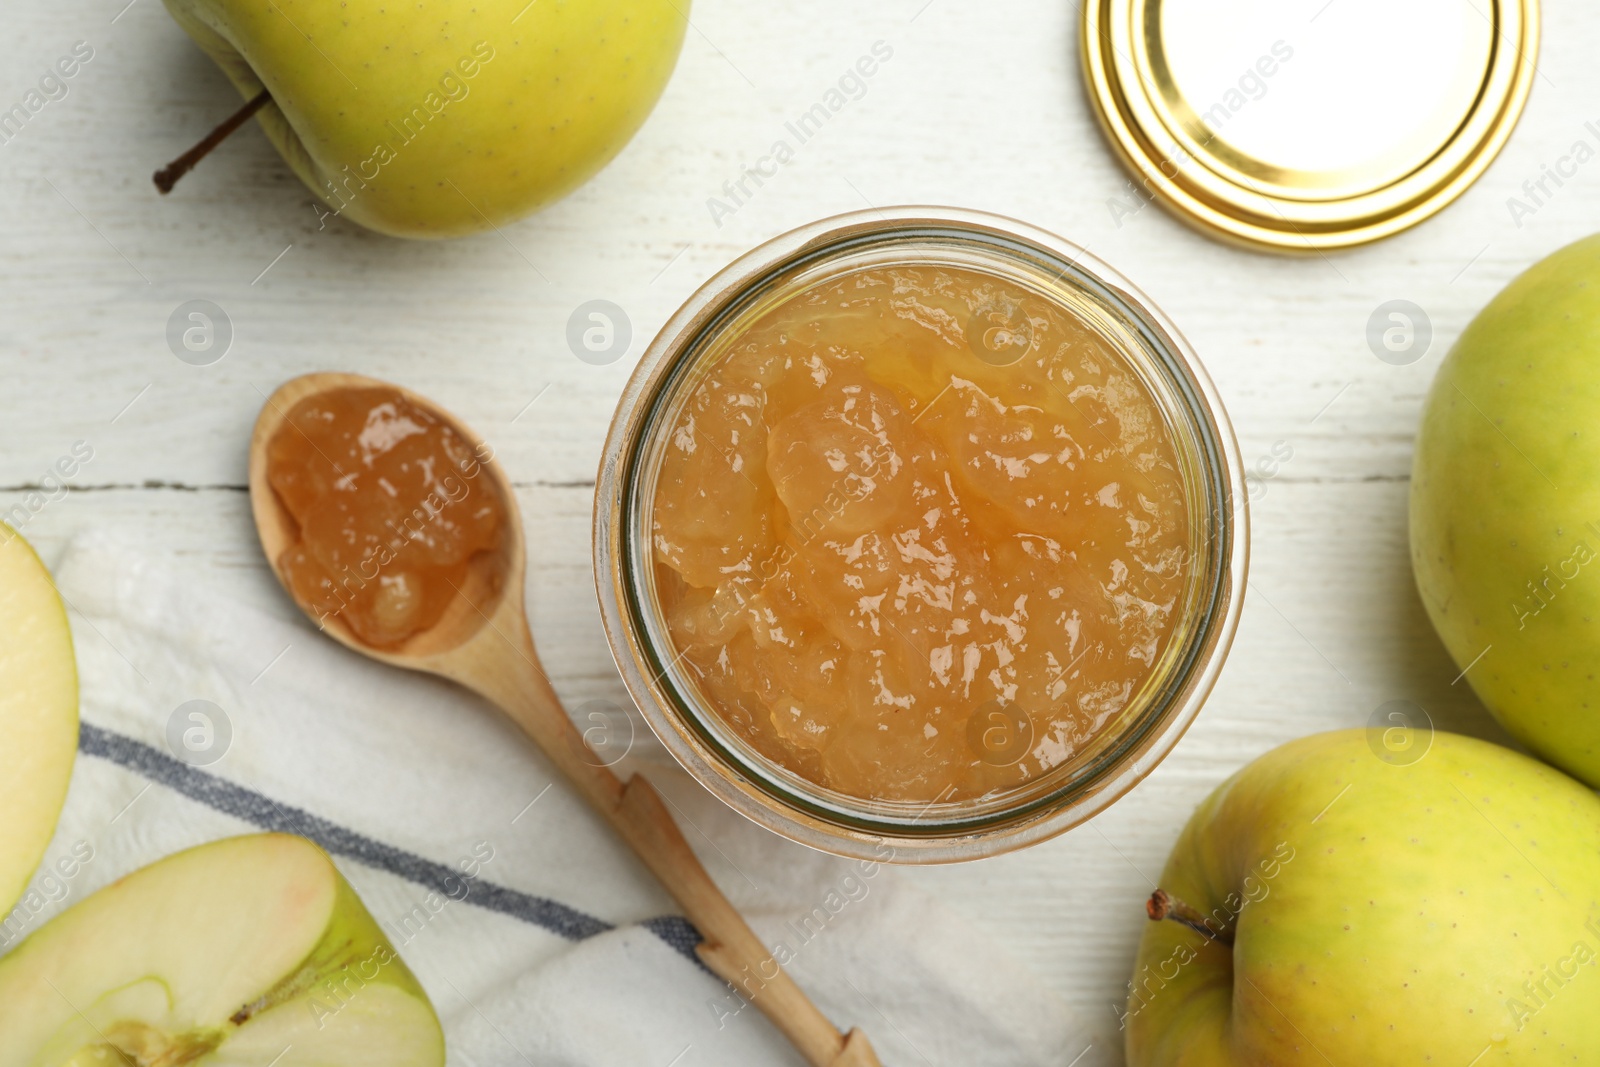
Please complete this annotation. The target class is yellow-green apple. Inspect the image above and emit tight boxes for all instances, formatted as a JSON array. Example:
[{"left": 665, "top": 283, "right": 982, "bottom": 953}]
[
  {"left": 1411, "top": 234, "right": 1600, "bottom": 786},
  {"left": 0, "top": 833, "right": 444, "bottom": 1065},
  {"left": 1125, "top": 729, "right": 1600, "bottom": 1065},
  {"left": 0, "top": 525, "right": 78, "bottom": 919},
  {"left": 159, "top": 0, "right": 688, "bottom": 237}
]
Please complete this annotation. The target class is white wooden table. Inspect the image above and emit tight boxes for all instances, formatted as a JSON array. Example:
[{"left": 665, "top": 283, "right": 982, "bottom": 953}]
[{"left": 4, "top": 0, "right": 1594, "bottom": 1056}]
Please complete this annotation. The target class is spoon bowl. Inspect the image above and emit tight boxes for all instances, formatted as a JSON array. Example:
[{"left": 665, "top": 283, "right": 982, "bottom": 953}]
[
  {"left": 249, "top": 371, "right": 519, "bottom": 666},
  {"left": 247, "top": 372, "right": 881, "bottom": 1067}
]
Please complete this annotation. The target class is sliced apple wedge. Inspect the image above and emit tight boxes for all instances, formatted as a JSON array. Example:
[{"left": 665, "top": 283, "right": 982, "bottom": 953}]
[
  {"left": 0, "top": 525, "right": 79, "bottom": 917},
  {"left": 0, "top": 834, "right": 445, "bottom": 1067}
]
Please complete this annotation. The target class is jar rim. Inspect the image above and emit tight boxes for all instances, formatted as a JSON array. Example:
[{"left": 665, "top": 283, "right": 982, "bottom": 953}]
[{"left": 594, "top": 206, "right": 1249, "bottom": 863}]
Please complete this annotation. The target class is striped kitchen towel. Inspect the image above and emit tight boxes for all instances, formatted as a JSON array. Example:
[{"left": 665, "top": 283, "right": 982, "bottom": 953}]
[{"left": 10, "top": 534, "right": 1109, "bottom": 1066}]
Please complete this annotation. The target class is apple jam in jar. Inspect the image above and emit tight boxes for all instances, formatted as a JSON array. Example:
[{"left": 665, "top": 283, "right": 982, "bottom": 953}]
[{"left": 597, "top": 209, "right": 1246, "bottom": 861}]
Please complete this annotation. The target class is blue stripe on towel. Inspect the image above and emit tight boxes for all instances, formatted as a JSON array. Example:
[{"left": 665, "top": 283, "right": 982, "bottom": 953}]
[{"left": 77, "top": 721, "right": 705, "bottom": 963}]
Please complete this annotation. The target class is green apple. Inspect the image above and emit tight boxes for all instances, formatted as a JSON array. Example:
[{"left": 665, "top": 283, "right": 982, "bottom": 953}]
[
  {"left": 160, "top": 0, "right": 689, "bottom": 237},
  {"left": 1125, "top": 729, "right": 1600, "bottom": 1065},
  {"left": 1411, "top": 233, "right": 1600, "bottom": 786},
  {"left": 0, "top": 525, "right": 78, "bottom": 919},
  {"left": 0, "top": 833, "right": 444, "bottom": 1066}
]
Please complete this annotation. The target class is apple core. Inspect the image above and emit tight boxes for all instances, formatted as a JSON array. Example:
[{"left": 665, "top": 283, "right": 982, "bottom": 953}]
[{"left": 0, "top": 834, "right": 444, "bottom": 1066}]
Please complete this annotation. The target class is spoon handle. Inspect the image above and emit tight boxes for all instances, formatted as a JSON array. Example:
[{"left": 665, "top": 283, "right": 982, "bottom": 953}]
[{"left": 467, "top": 623, "right": 883, "bottom": 1067}]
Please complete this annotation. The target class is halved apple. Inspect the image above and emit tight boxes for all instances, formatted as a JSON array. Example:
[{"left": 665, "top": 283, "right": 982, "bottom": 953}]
[
  {"left": 0, "top": 833, "right": 445, "bottom": 1066},
  {"left": 0, "top": 525, "right": 79, "bottom": 917}
]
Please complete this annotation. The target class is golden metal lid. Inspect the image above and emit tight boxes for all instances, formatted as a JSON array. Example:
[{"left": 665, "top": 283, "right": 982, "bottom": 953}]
[{"left": 1082, "top": 0, "right": 1540, "bottom": 252}]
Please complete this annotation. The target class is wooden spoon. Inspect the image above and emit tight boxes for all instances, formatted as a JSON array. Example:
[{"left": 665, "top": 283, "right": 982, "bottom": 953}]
[{"left": 248, "top": 372, "right": 881, "bottom": 1067}]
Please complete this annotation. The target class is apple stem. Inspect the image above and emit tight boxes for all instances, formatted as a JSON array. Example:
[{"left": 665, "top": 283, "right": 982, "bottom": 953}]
[
  {"left": 1147, "top": 888, "right": 1234, "bottom": 946},
  {"left": 153, "top": 89, "right": 273, "bottom": 195}
]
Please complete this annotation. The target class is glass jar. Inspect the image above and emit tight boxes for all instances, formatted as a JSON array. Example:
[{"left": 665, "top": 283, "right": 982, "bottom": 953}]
[{"left": 594, "top": 207, "right": 1247, "bottom": 862}]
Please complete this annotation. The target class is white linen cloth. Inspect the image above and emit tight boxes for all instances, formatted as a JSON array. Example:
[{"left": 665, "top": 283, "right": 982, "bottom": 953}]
[{"left": 11, "top": 533, "right": 1110, "bottom": 1066}]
